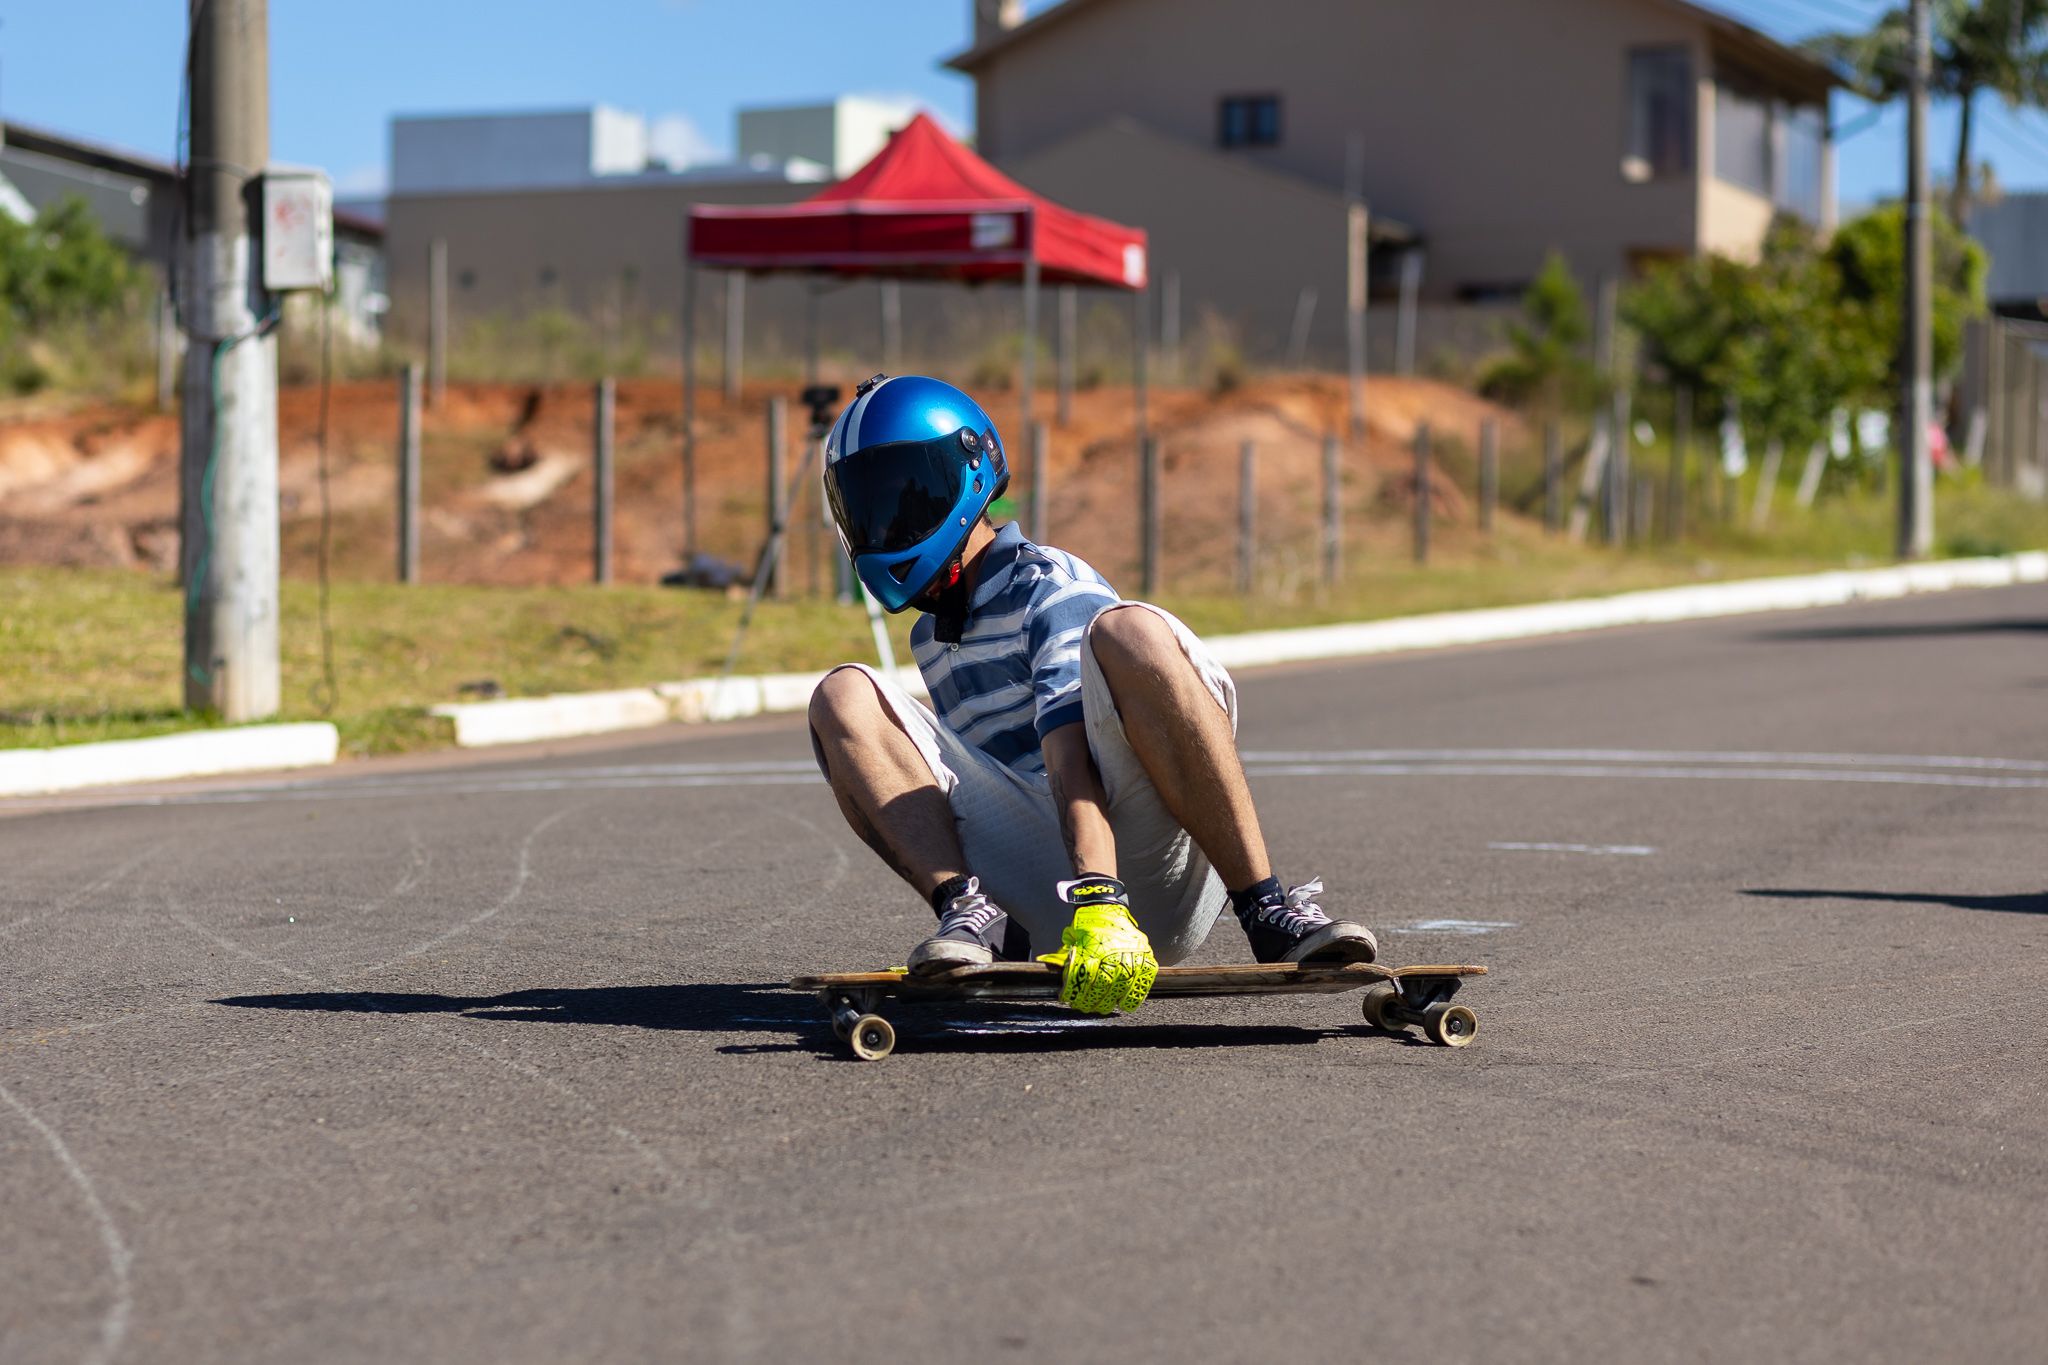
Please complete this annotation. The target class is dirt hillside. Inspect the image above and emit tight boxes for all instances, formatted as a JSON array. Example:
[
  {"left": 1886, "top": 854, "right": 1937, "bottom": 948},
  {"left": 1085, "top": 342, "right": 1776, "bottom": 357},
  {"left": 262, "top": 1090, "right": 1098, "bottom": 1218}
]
[{"left": 0, "top": 374, "right": 1525, "bottom": 595}]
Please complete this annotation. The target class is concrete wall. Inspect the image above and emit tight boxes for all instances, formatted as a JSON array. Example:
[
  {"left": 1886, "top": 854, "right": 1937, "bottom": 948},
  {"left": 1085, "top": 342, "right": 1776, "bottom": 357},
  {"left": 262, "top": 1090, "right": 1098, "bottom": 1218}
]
[
  {"left": 1007, "top": 117, "right": 1404, "bottom": 363},
  {"left": 384, "top": 177, "right": 814, "bottom": 330},
  {"left": 1970, "top": 193, "right": 2048, "bottom": 308},
  {"left": 391, "top": 108, "right": 650, "bottom": 195},
  {"left": 964, "top": 0, "right": 1831, "bottom": 299}
]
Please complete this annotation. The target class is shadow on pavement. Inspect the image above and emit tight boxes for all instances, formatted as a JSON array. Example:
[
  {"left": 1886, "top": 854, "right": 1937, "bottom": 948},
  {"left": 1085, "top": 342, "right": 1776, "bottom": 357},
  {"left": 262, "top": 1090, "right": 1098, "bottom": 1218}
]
[
  {"left": 213, "top": 983, "right": 1398, "bottom": 1058},
  {"left": 1744, "top": 888, "right": 2048, "bottom": 916},
  {"left": 1755, "top": 618, "right": 2048, "bottom": 642}
]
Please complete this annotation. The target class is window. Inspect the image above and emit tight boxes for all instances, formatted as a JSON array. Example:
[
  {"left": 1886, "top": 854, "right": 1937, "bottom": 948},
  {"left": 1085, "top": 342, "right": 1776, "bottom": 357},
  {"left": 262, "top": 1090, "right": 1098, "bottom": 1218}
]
[
  {"left": 1714, "top": 73, "right": 1828, "bottom": 221},
  {"left": 1713, "top": 79, "right": 1772, "bottom": 196},
  {"left": 1625, "top": 47, "right": 1694, "bottom": 181},
  {"left": 1218, "top": 95, "right": 1282, "bottom": 148},
  {"left": 1780, "top": 104, "right": 1825, "bottom": 221}
]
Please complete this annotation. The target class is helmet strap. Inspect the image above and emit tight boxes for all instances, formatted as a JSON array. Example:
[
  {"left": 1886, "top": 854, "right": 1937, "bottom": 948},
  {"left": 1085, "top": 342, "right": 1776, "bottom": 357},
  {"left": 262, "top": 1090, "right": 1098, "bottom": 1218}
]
[{"left": 921, "top": 553, "right": 973, "bottom": 643}]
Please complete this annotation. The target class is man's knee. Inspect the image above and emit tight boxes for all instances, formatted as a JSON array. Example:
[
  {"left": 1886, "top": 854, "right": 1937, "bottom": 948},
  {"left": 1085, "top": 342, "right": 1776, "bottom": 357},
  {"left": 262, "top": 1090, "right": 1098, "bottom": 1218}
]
[
  {"left": 808, "top": 665, "right": 887, "bottom": 740},
  {"left": 1089, "top": 604, "right": 1183, "bottom": 680}
]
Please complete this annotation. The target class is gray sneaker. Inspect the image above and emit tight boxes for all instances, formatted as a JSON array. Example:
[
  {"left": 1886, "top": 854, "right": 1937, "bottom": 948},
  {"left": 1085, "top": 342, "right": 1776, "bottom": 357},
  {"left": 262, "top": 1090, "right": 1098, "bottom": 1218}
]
[
  {"left": 908, "top": 877, "right": 1031, "bottom": 975},
  {"left": 1238, "top": 878, "right": 1378, "bottom": 965}
]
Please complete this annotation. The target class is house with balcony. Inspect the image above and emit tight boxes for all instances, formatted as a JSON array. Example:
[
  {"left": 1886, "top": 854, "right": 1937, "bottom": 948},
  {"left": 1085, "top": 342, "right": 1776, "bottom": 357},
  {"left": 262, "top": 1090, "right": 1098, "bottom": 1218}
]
[{"left": 951, "top": 0, "right": 1837, "bottom": 361}]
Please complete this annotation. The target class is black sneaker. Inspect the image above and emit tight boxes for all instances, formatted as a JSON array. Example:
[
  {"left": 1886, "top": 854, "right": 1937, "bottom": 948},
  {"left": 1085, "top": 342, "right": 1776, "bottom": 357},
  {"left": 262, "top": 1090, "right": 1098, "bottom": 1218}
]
[
  {"left": 908, "top": 877, "right": 1032, "bottom": 975},
  {"left": 1237, "top": 878, "right": 1378, "bottom": 965}
]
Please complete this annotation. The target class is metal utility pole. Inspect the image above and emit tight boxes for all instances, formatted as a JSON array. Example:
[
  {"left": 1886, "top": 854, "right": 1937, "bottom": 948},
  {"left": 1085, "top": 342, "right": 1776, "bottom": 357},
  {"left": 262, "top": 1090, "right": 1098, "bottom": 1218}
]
[
  {"left": 1140, "top": 435, "right": 1161, "bottom": 597},
  {"left": 766, "top": 394, "right": 787, "bottom": 598},
  {"left": 1344, "top": 132, "right": 1368, "bottom": 442},
  {"left": 1412, "top": 422, "right": 1431, "bottom": 564},
  {"left": 156, "top": 284, "right": 178, "bottom": 412},
  {"left": 1020, "top": 254, "right": 1039, "bottom": 448},
  {"left": 180, "top": 0, "right": 278, "bottom": 720},
  {"left": 1899, "top": 0, "right": 1936, "bottom": 559},
  {"left": 397, "top": 364, "right": 421, "bottom": 583},
  {"left": 1056, "top": 284, "right": 1076, "bottom": 425},
  {"left": 1322, "top": 431, "right": 1343, "bottom": 584},
  {"left": 1238, "top": 439, "right": 1257, "bottom": 595},
  {"left": 1544, "top": 420, "right": 1562, "bottom": 531},
  {"left": 428, "top": 238, "right": 448, "bottom": 408},
  {"left": 1395, "top": 249, "right": 1422, "bottom": 377},
  {"left": 1479, "top": 416, "right": 1497, "bottom": 532},
  {"left": 1668, "top": 386, "right": 1691, "bottom": 541},
  {"left": 593, "top": 377, "right": 614, "bottom": 584},
  {"left": 680, "top": 252, "right": 698, "bottom": 559},
  {"left": 1030, "top": 420, "right": 1049, "bottom": 544}
]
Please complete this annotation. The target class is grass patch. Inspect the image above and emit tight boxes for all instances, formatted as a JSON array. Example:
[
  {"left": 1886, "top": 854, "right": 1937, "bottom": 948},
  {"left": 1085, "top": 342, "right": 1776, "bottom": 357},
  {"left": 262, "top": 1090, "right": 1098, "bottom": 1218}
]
[{"left": 4, "top": 479, "right": 2042, "bottom": 758}]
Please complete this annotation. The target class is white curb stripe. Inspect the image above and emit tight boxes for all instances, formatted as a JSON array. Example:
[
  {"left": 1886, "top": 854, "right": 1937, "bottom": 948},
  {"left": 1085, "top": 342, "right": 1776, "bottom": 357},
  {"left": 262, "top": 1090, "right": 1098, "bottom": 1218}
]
[
  {"left": 1200, "top": 551, "right": 2048, "bottom": 669},
  {"left": 427, "top": 552, "right": 2047, "bottom": 747},
  {"left": 0, "top": 723, "right": 340, "bottom": 797}
]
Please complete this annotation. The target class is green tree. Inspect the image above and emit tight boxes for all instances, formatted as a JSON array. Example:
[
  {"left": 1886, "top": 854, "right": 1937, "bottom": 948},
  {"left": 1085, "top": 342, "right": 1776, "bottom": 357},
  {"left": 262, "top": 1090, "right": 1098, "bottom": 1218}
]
[
  {"left": 1478, "top": 251, "right": 1599, "bottom": 416},
  {"left": 1806, "top": 1, "right": 2048, "bottom": 223},
  {"left": 0, "top": 195, "right": 144, "bottom": 392},
  {"left": 1826, "top": 202, "right": 1988, "bottom": 389}
]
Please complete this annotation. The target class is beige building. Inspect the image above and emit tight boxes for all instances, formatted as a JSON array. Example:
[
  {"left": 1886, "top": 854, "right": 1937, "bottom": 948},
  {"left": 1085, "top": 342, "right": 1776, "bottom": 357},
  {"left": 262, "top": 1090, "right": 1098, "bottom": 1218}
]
[{"left": 953, "top": 0, "right": 1836, "bottom": 358}]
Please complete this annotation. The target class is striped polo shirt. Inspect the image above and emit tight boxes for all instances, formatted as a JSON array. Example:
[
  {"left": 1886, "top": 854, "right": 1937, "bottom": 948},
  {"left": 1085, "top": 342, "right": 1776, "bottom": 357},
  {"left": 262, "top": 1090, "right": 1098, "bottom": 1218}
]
[{"left": 910, "top": 521, "right": 1122, "bottom": 776}]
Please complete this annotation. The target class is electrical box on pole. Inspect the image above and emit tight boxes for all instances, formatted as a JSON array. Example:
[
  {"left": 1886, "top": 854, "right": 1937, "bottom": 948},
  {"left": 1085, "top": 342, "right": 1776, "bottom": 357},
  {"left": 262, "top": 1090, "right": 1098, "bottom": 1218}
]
[{"left": 261, "top": 166, "right": 333, "bottom": 293}]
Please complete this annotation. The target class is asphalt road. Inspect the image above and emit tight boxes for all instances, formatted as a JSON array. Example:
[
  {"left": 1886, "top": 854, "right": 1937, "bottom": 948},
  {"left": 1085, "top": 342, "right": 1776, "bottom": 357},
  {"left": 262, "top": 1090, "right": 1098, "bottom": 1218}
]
[{"left": 5, "top": 582, "right": 2045, "bottom": 1364}]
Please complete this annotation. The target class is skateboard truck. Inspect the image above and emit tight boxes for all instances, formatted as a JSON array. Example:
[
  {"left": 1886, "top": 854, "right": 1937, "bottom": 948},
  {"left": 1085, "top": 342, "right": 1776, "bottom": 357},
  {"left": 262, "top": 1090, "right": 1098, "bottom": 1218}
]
[{"left": 1360, "top": 974, "right": 1477, "bottom": 1046}]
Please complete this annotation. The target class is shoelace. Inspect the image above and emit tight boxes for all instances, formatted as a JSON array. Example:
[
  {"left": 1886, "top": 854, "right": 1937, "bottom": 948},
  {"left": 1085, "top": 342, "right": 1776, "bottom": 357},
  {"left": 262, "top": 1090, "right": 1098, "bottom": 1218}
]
[
  {"left": 937, "top": 876, "right": 1003, "bottom": 936},
  {"left": 1248, "top": 877, "right": 1331, "bottom": 934}
]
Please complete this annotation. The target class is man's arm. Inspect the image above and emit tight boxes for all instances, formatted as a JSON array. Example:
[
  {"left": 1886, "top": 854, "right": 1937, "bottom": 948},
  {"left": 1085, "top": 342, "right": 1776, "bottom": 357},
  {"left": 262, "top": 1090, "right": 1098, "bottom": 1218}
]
[{"left": 1040, "top": 721, "right": 1117, "bottom": 878}]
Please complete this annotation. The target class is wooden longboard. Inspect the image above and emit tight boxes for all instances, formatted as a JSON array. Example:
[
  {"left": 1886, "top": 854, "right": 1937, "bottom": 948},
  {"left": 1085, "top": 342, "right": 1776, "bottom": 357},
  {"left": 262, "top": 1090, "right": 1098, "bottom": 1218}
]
[
  {"left": 797, "top": 959, "right": 1489, "bottom": 1058},
  {"left": 791, "top": 960, "right": 1485, "bottom": 1002}
]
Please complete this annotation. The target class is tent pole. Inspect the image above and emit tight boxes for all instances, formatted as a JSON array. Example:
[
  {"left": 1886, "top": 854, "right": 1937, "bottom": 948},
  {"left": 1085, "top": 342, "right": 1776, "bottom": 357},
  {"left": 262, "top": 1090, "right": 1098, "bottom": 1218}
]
[
  {"left": 805, "top": 280, "right": 820, "bottom": 386},
  {"left": 880, "top": 279, "right": 902, "bottom": 373},
  {"left": 724, "top": 272, "right": 744, "bottom": 402},
  {"left": 681, "top": 244, "right": 698, "bottom": 561},
  {"left": 1134, "top": 280, "right": 1149, "bottom": 590},
  {"left": 1020, "top": 254, "right": 1039, "bottom": 462}
]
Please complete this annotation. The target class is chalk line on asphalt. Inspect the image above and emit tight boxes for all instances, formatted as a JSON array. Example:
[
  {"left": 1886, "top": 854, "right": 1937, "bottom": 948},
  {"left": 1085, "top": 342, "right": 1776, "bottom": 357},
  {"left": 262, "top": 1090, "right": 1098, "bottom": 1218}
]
[{"left": 0, "top": 1080, "right": 134, "bottom": 1365}]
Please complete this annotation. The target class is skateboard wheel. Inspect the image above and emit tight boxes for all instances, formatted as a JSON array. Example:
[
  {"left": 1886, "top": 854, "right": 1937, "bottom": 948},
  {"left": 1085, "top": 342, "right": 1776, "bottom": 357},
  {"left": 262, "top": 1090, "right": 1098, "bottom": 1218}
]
[
  {"left": 1423, "top": 1002, "right": 1477, "bottom": 1048},
  {"left": 849, "top": 1014, "right": 896, "bottom": 1061},
  {"left": 1361, "top": 983, "right": 1404, "bottom": 1033}
]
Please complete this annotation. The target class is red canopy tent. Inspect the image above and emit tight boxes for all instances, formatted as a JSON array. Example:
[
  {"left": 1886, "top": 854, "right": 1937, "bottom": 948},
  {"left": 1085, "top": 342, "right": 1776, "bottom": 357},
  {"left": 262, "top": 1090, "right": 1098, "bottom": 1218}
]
[
  {"left": 687, "top": 112, "right": 1148, "bottom": 289},
  {"left": 678, "top": 114, "right": 1154, "bottom": 562}
]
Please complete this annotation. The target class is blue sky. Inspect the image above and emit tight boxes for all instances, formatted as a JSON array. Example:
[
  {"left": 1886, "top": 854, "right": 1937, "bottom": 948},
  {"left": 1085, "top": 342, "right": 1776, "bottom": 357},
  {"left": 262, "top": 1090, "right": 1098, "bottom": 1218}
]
[{"left": 4, "top": 0, "right": 2047, "bottom": 205}]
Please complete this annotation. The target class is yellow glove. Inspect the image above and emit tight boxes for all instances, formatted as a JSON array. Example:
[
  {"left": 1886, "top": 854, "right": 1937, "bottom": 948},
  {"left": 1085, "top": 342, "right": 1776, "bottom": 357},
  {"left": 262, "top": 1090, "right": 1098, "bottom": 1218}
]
[{"left": 1038, "top": 876, "right": 1156, "bottom": 1014}]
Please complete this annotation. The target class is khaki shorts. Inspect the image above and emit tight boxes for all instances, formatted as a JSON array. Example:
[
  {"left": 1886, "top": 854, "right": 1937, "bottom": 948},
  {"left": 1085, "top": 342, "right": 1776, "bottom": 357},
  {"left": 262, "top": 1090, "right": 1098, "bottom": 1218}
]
[{"left": 814, "top": 602, "right": 1234, "bottom": 965}]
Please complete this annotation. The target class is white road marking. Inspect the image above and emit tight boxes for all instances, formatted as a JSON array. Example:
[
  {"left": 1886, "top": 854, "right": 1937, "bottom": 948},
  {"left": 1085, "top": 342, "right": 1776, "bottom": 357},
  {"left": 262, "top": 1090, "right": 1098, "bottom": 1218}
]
[
  {"left": 1489, "top": 842, "right": 1656, "bottom": 855},
  {"left": 0, "top": 1080, "right": 133, "bottom": 1365},
  {"left": 1394, "top": 920, "right": 1519, "bottom": 935},
  {"left": 1242, "top": 761, "right": 2048, "bottom": 789},
  {"left": 362, "top": 806, "right": 571, "bottom": 976},
  {"left": 7, "top": 748, "right": 2048, "bottom": 814}
]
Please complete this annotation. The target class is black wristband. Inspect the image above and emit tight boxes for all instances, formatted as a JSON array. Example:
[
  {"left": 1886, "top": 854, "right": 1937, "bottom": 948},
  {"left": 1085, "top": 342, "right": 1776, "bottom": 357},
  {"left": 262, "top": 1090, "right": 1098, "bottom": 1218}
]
[{"left": 1057, "top": 875, "right": 1130, "bottom": 908}]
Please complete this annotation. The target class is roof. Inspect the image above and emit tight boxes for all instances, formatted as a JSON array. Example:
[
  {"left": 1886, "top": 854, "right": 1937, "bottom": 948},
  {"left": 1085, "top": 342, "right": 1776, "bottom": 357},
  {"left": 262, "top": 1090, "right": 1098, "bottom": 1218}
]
[
  {"left": 0, "top": 119, "right": 175, "bottom": 187},
  {"left": 947, "top": 0, "right": 1839, "bottom": 94},
  {"left": 688, "top": 112, "right": 1148, "bottom": 289}
]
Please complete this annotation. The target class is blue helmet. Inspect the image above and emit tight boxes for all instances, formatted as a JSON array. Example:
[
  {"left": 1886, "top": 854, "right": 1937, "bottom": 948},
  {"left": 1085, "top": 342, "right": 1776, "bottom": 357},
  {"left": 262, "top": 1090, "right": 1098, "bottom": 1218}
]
[{"left": 824, "top": 375, "right": 1009, "bottom": 613}]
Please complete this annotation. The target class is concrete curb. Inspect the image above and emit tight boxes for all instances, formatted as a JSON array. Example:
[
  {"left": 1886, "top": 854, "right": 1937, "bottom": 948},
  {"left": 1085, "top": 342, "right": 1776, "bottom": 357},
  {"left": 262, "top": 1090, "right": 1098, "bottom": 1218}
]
[
  {"left": 429, "top": 551, "right": 2046, "bottom": 748},
  {"left": 0, "top": 722, "right": 341, "bottom": 797},
  {"left": 431, "top": 669, "right": 930, "bottom": 746},
  {"left": 1200, "top": 551, "right": 2048, "bottom": 669}
]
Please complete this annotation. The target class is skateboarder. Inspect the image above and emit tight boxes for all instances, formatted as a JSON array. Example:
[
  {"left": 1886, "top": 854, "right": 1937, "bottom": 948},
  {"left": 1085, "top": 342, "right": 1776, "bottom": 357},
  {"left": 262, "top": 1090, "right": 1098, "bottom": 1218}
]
[{"left": 809, "top": 375, "right": 1376, "bottom": 1015}]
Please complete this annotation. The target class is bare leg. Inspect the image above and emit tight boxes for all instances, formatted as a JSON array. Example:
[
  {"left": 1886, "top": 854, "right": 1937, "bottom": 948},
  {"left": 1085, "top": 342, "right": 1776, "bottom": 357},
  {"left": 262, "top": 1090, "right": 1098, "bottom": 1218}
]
[
  {"left": 1086, "top": 606, "right": 1271, "bottom": 892},
  {"left": 808, "top": 666, "right": 963, "bottom": 903}
]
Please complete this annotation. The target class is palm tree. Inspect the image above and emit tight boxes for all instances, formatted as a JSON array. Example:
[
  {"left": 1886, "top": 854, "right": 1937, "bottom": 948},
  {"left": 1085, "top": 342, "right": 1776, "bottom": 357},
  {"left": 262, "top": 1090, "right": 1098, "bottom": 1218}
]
[{"left": 1806, "top": 0, "right": 2048, "bottom": 223}]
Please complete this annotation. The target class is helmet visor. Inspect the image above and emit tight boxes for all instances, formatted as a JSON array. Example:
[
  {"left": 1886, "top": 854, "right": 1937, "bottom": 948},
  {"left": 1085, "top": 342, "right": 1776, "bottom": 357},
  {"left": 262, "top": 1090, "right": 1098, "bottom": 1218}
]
[{"left": 826, "top": 436, "right": 969, "bottom": 557}]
